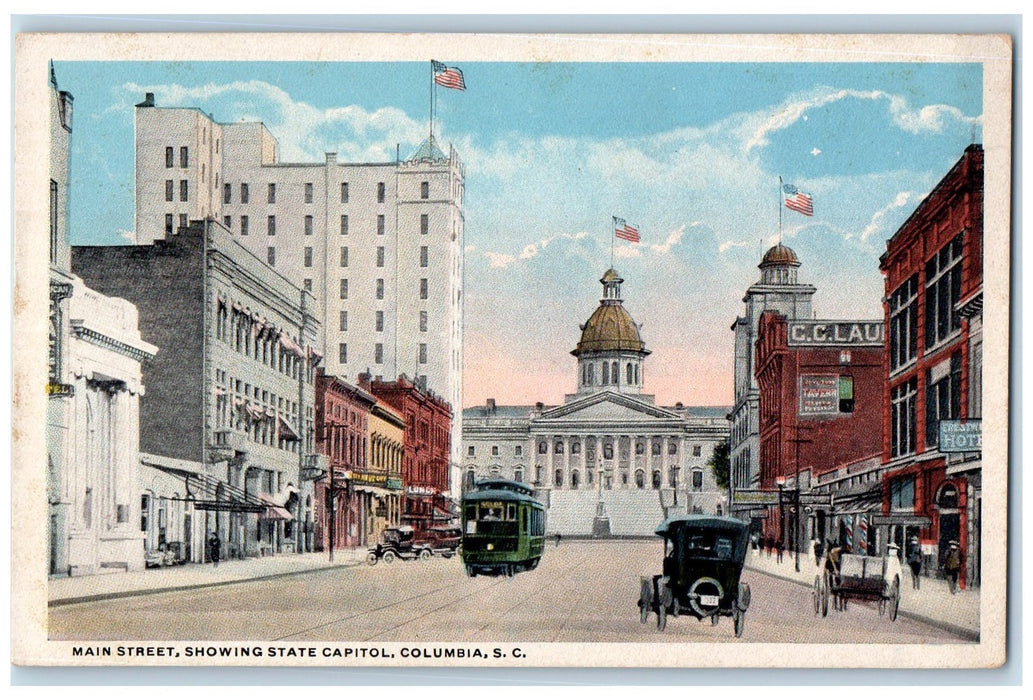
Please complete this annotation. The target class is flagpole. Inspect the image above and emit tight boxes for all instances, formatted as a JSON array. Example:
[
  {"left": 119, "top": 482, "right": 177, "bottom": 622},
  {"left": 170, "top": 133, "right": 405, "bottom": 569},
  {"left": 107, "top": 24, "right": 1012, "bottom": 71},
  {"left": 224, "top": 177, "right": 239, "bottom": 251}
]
[
  {"left": 610, "top": 217, "right": 615, "bottom": 268},
  {"left": 429, "top": 62, "right": 435, "bottom": 141},
  {"left": 778, "top": 176, "right": 783, "bottom": 244}
]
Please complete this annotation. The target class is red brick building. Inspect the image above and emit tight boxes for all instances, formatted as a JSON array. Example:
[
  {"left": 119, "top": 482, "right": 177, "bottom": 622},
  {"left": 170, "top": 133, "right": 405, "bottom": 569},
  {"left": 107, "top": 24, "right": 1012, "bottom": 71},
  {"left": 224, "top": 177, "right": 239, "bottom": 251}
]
[
  {"left": 755, "top": 311, "right": 885, "bottom": 555},
  {"left": 314, "top": 371, "right": 377, "bottom": 551},
  {"left": 879, "top": 145, "right": 983, "bottom": 589},
  {"left": 364, "top": 374, "right": 454, "bottom": 540}
]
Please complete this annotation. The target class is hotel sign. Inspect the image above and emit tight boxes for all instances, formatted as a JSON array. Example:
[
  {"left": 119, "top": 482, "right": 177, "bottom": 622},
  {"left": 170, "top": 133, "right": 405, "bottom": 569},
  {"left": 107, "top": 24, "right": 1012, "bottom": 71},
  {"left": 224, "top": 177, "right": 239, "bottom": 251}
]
[
  {"left": 939, "top": 420, "right": 981, "bottom": 453},
  {"left": 731, "top": 490, "right": 780, "bottom": 507},
  {"left": 788, "top": 321, "right": 884, "bottom": 346}
]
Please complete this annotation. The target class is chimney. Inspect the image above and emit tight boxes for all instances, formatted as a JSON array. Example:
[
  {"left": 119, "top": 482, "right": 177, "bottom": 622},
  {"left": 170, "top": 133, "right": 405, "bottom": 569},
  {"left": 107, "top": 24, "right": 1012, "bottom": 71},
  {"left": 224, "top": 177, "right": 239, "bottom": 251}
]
[
  {"left": 486, "top": 398, "right": 496, "bottom": 414},
  {"left": 136, "top": 92, "right": 155, "bottom": 108}
]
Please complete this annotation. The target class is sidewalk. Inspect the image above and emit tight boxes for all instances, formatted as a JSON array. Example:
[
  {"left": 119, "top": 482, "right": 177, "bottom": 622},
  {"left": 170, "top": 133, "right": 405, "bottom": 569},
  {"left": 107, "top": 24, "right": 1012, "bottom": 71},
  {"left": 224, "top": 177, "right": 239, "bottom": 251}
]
[
  {"left": 48, "top": 548, "right": 369, "bottom": 606},
  {"left": 744, "top": 548, "right": 979, "bottom": 640}
]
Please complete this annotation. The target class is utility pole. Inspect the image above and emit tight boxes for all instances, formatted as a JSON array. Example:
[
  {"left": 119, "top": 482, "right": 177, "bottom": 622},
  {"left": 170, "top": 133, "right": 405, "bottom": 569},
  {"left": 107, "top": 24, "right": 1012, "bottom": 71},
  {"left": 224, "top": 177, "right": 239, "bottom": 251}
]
[{"left": 788, "top": 424, "right": 813, "bottom": 573}]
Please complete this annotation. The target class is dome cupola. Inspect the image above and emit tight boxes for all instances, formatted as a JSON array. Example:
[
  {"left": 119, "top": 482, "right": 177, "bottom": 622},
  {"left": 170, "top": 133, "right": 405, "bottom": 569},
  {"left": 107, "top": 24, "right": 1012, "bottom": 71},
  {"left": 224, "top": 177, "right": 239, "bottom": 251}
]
[{"left": 759, "top": 243, "right": 801, "bottom": 285}]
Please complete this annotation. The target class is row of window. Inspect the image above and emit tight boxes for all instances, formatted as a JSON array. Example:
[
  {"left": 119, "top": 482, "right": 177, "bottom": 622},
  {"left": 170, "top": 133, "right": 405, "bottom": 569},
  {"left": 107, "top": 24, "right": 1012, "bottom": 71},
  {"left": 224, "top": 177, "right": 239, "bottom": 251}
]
[
  {"left": 222, "top": 213, "right": 431, "bottom": 238},
  {"left": 337, "top": 310, "right": 429, "bottom": 333},
  {"left": 220, "top": 180, "right": 432, "bottom": 205},
  {"left": 889, "top": 351, "right": 963, "bottom": 458},
  {"left": 582, "top": 360, "right": 640, "bottom": 387},
  {"left": 213, "top": 368, "right": 312, "bottom": 455},
  {"left": 214, "top": 302, "right": 313, "bottom": 384},
  {"left": 336, "top": 342, "right": 429, "bottom": 366}
]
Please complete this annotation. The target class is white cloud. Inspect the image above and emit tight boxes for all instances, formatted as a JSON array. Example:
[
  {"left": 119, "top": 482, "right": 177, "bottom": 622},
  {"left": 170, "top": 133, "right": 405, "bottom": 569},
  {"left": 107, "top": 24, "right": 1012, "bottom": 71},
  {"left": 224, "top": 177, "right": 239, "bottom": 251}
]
[
  {"left": 811, "top": 147, "right": 822, "bottom": 156},
  {"left": 519, "top": 243, "right": 539, "bottom": 260},
  {"left": 614, "top": 245, "right": 642, "bottom": 259},
  {"left": 117, "top": 229, "right": 136, "bottom": 243},
  {"left": 484, "top": 251, "right": 516, "bottom": 269},
  {"left": 650, "top": 226, "right": 686, "bottom": 255},
  {"left": 859, "top": 190, "right": 917, "bottom": 241},
  {"left": 719, "top": 240, "right": 751, "bottom": 254}
]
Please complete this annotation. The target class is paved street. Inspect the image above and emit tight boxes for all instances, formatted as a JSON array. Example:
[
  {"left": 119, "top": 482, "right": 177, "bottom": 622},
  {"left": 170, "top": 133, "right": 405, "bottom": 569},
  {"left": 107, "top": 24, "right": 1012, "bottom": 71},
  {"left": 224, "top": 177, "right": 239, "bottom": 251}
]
[{"left": 49, "top": 541, "right": 970, "bottom": 644}]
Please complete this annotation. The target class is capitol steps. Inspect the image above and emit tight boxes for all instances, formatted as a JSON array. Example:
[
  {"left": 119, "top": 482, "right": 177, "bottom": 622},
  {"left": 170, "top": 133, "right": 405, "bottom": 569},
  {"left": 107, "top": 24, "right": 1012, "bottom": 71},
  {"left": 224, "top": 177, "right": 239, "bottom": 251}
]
[
  {"left": 602, "top": 489, "right": 665, "bottom": 537},
  {"left": 545, "top": 489, "right": 598, "bottom": 536}
]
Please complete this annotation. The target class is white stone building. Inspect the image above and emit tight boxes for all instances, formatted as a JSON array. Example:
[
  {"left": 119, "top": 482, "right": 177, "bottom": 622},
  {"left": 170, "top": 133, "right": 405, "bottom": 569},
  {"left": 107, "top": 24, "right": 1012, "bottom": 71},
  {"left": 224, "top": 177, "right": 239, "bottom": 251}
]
[
  {"left": 132, "top": 95, "right": 465, "bottom": 485},
  {"left": 728, "top": 244, "right": 815, "bottom": 520},
  {"left": 462, "top": 269, "right": 730, "bottom": 536}
]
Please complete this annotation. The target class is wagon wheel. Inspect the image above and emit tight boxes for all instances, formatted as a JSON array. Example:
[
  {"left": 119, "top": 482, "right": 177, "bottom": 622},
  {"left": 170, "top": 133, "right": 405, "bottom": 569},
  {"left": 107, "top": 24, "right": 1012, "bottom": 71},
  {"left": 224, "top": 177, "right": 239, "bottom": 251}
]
[
  {"left": 639, "top": 578, "right": 653, "bottom": 624},
  {"left": 657, "top": 603, "right": 667, "bottom": 632},
  {"left": 888, "top": 575, "right": 901, "bottom": 622},
  {"left": 820, "top": 574, "right": 830, "bottom": 617},
  {"left": 813, "top": 576, "right": 822, "bottom": 615},
  {"left": 419, "top": 549, "right": 432, "bottom": 560},
  {"left": 711, "top": 614, "right": 720, "bottom": 626},
  {"left": 734, "top": 606, "right": 746, "bottom": 638},
  {"left": 382, "top": 550, "right": 396, "bottom": 564},
  {"left": 657, "top": 580, "right": 672, "bottom": 631}
]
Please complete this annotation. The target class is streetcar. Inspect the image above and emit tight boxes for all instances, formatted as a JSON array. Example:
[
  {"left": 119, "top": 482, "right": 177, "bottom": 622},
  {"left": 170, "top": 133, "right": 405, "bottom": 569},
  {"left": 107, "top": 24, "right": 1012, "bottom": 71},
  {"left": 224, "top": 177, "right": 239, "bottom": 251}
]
[{"left": 461, "top": 478, "right": 545, "bottom": 577}]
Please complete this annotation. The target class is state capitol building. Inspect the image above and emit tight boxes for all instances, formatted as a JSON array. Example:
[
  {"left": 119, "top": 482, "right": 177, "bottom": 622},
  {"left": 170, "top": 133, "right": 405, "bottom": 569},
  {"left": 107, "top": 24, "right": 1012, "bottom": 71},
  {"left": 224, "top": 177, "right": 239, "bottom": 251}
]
[{"left": 462, "top": 269, "right": 730, "bottom": 537}]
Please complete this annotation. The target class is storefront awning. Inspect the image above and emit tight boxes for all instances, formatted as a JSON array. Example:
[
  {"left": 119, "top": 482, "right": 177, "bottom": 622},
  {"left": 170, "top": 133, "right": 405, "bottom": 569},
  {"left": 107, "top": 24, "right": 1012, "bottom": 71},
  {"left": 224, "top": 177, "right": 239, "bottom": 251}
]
[
  {"left": 277, "top": 417, "right": 300, "bottom": 441},
  {"left": 258, "top": 494, "right": 294, "bottom": 521}
]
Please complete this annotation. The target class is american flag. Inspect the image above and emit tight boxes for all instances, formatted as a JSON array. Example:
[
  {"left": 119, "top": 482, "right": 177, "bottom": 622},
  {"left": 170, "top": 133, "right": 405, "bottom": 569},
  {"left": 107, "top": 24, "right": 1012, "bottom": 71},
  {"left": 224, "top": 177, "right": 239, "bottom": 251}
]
[
  {"left": 432, "top": 60, "right": 466, "bottom": 91},
  {"left": 613, "top": 216, "right": 640, "bottom": 243},
  {"left": 783, "top": 183, "right": 814, "bottom": 216}
]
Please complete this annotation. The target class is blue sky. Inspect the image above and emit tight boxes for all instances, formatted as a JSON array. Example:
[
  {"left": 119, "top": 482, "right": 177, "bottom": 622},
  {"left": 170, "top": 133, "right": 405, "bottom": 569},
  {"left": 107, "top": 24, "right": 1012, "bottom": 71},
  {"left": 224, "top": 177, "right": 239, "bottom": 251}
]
[{"left": 54, "top": 60, "right": 983, "bottom": 407}]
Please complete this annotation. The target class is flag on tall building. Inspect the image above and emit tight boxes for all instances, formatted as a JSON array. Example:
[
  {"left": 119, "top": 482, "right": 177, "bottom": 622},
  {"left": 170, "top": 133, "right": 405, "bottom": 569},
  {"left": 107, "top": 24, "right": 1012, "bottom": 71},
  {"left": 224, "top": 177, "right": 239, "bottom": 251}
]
[
  {"left": 613, "top": 216, "right": 640, "bottom": 243},
  {"left": 782, "top": 183, "right": 814, "bottom": 216},
  {"left": 432, "top": 60, "right": 466, "bottom": 91}
]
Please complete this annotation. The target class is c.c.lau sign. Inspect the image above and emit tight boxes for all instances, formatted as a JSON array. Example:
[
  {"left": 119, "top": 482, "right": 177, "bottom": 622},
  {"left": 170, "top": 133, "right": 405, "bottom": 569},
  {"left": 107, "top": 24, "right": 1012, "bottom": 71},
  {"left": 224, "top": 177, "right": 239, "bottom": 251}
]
[{"left": 788, "top": 321, "right": 884, "bottom": 346}]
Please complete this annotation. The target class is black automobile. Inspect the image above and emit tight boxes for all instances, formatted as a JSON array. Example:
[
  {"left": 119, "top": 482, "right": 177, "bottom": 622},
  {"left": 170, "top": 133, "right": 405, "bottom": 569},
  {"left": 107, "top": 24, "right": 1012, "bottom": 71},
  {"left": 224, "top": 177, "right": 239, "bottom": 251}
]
[
  {"left": 638, "top": 515, "right": 752, "bottom": 636},
  {"left": 366, "top": 526, "right": 431, "bottom": 565}
]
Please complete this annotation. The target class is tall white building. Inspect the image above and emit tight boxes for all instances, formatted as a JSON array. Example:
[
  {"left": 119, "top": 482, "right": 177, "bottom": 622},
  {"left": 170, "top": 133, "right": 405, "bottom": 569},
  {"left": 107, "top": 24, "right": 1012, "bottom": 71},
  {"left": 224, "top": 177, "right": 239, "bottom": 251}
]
[
  {"left": 133, "top": 94, "right": 465, "bottom": 477},
  {"left": 728, "top": 244, "right": 815, "bottom": 520},
  {"left": 463, "top": 269, "right": 730, "bottom": 536}
]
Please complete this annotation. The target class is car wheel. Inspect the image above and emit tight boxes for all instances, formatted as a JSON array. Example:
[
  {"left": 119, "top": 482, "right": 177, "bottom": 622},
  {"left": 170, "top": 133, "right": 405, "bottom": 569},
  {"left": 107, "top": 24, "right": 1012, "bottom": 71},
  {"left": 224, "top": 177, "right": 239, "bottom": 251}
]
[
  {"left": 366, "top": 552, "right": 378, "bottom": 566},
  {"left": 419, "top": 549, "right": 431, "bottom": 560},
  {"left": 382, "top": 550, "right": 397, "bottom": 564}
]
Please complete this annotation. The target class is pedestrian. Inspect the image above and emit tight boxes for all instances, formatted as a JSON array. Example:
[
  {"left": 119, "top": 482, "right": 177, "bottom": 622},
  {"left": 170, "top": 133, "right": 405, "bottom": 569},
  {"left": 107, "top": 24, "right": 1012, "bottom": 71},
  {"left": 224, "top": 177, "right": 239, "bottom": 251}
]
[
  {"left": 208, "top": 532, "right": 221, "bottom": 568},
  {"left": 812, "top": 538, "right": 823, "bottom": 568},
  {"left": 906, "top": 536, "right": 922, "bottom": 590},
  {"left": 944, "top": 540, "right": 962, "bottom": 594},
  {"left": 776, "top": 539, "right": 785, "bottom": 564},
  {"left": 765, "top": 536, "right": 773, "bottom": 557},
  {"left": 555, "top": 532, "right": 562, "bottom": 547}
]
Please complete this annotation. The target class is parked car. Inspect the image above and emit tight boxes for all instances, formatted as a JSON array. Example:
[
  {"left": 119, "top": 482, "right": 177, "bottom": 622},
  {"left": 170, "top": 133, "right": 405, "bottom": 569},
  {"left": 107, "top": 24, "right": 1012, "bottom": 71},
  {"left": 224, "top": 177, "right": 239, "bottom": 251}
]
[
  {"left": 366, "top": 526, "right": 431, "bottom": 565},
  {"left": 421, "top": 525, "right": 462, "bottom": 558}
]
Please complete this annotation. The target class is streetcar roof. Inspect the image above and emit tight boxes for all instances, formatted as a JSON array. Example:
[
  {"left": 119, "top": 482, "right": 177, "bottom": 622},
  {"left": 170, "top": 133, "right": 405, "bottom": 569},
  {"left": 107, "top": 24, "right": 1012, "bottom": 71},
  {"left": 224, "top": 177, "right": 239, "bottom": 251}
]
[
  {"left": 462, "top": 488, "right": 542, "bottom": 506},
  {"left": 470, "top": 478, "right": 535, "bottom": 496}
]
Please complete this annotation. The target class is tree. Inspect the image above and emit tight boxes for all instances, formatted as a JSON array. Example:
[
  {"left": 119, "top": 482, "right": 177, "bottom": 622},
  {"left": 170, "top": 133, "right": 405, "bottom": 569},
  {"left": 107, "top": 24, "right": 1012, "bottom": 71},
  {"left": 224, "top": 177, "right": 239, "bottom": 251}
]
[{"left": 709, "top": 437, "right": 730, "bottom": 491}]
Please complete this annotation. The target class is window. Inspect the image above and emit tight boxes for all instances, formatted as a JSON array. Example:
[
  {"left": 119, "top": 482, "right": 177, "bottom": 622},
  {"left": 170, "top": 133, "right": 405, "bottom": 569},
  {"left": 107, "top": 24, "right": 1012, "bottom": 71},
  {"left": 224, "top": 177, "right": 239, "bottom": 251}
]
[
  {"left": 419, "top": 311, "right": 428, "bottom": 332},
  {"left": 304, "top": 182, "right": 313, "bottom": 203},
  {"left": 538, "top": 442, "right": 548, "bottom": 455},
  {"left": 554, "top": 469, "right": 563, "bottom": 487},
  {"left": 377, "top": 215, "right": 385, "bottom": 235},
  {"left": 179, "top": 214, "right": 188, "bottom": 230},
  {"left": 515, "top": 445, "right": 523, "bottom": 456},
  {"left": 223, "top": 215, "right": 231, "bottom": 228},
  {"left": 926, "top": 353, "right": 962, "bottom": 449},
  {"left": 340, "top": 246, "right": 348, "bottom": 267},
  {"left": 377, "top": 181, "right": 385, "bottom": 203},
  {"left": 468, "top": 445, "right": 475, "bottom": 457},
  {"left": 241, "top": 183, "right": 250, "bottom": 203},
  {"left": 603, "top": 443, "right": 614, "bottom": 460},
  {"left": 304, "top": 215, "right": 313, "bottom": 235},
  {"left": 692, "top": 469, "right": 704, "bottom": 492},
  {"left": 419, "top": 343, "right": 427, "bottom": 364},
  {"left": 420, "top": 245, "right": 428, "bottom": 267},
  {"left": 888, "top": 274, "right": 918, "bottom": 371},
  {"left": 669, "top": 467, "right": 680, "bottom": 488},
  {"left": 554, "top": 441, "right": 564, "bottom": 454},
  {"left": 668, "top": 442, "right": 678, "bottom": 455},
  {"left": 339, "top": 343, "right": 347, "bottom": 364},
  {"left": 602, "top": 362, "right": 609, "bottom": 385},
  {"left": 571, "top": 442, "right": 580, "bottom": 455},
  {"left": 890, "top": 475, "right": 915, "bottom": 511},
  {"left": 420, "top": 278, "right": 428, "bottom": 300},
  {"left": 340, "top": 182, "right": 349, "bottom": 203},
  {"left": 50, "top": 180, "right": 59, "bottom": 262},
  {"left": 376, "top": 246, "right": 385, "bottom": 267},
  {"left": 421, "top": 181, "right": 429, "bottom": 199},
  {"left": 652, "top": 470, "right": 662, "bottom": 489},
  {"left": 491, "top": 445, "right": 499, "bottom": 456},
  {"left": 375, "top": 343, "right": 383, "bottom": 364},
  {"left": 340, "top": 279, "right": 349, "bottom": 299},
  {"left": 165, "top": 180, "right": 174, "bottom": 202},
  {"left": 925, "top": 234, "right": 963, "bottom": 348},
  {"left": 635, "top": 470, "right": 645, "bottom": 489},
  {"left": 267, "top": 215, "right": 276, "bottom": 236},
  {"left": 224, "top": 183, "right": 231, "bottom": 204},
  {"left": 420, "top": 213, "right": 429, "bottom": 236},
  {"left": 839, "top": 376, "right": 855, "bottom": 413},
  {"left": 268, "top": 183, "right": 276, "bottom": 204},
  {"left": 340, "top": 214, "right": 349, "bottom": 235},
  {"left": 179, "top": 180, "right": 188, "bottom": 202},
  {"left": 165, "top": 214, "right": 174, "bottom": 235},
  {"left": 375, "top": 279, "right": 384, "bottom": 300},
  {"left": 890, "top": 378, "right": 918, "bottom": 457},
  {"left": 179, "top": 146, "right": 188, "bottom": 167},
  {"left": 339, "top": 310, "right": 348, "bottom": 331},
  {"left": 375, "top": 310, "right": 384, "bottom": 332},
  {"left": 267, "top": 247, "right": 276, "bottom": 266},
  {"left": 165, "top": 147, "right": 174, "bottom": 168},
  {"left": 304, "top": 247, "right": 313, "bottom": 267},
  {"left": 240, "top": 215, "right": 249, "bottom": 236}
]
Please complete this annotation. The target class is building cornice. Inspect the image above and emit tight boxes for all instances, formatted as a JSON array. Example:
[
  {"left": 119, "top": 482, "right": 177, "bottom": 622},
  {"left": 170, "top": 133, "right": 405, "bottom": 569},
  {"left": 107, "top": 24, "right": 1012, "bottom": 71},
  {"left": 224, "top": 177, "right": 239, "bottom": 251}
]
[{"left": 70, "top": 321, "right": 158, "bottom": 362}]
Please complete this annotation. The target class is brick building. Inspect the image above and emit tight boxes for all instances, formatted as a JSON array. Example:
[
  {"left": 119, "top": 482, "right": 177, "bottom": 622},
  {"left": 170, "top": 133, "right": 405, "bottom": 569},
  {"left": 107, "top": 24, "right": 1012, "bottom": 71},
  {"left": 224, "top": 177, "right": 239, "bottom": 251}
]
[
  {"left": 755, "top": 312, "right": 885, "bottom": 556},
  {"left": 878, "top": 145, "right": 983, "bottom": 588},
  {"left": 364, "top": 374, "right": 453, "bottom": 539}
]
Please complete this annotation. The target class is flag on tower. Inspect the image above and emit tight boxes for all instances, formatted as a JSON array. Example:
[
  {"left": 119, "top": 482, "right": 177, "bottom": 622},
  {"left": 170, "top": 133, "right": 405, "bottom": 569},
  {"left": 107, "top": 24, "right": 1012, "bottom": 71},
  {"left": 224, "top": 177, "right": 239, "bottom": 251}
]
[
  {"left": 431, "top": 60, "right": 466, "bottom": 91},
  {"left": 782, "top": 183, "right": 814, "bottom": 216},
  {"left": 613, "top": 216, "right": 641, "bottom": 243}
]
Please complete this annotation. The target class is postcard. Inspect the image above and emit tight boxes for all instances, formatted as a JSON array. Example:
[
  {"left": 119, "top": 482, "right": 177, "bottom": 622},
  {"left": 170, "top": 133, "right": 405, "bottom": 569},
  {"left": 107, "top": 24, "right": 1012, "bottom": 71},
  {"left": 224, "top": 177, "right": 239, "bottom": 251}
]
[{"left": 12, "top": 31, "right": 1011, "bottom": 668}]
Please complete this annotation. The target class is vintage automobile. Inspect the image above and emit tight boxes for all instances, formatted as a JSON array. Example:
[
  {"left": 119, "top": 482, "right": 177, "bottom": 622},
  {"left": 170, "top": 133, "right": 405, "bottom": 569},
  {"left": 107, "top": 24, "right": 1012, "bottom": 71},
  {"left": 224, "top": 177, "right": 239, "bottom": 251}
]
[
  {"left": 638, "top": 515, "right": 752, "bottom": 636},
  {"left": 421, "top": 525, "right": 462, "bottom": 558},
  {"left": 366, "top": 525, "right": 431, "bottom": 565}
]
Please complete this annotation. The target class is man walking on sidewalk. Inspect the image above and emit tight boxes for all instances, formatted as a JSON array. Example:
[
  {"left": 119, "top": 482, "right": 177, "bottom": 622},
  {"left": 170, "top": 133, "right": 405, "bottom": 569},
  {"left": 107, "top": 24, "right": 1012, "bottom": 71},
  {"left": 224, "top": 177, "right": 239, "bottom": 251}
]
[
  {"left": 944, "top": 541, "right": 962, "bottom": 594},
  {"left": 208, "top": 532, "right": 221, "bottom": 568},
  {"left": 907, "top": 537, "right": 922, "bottom": 590}
]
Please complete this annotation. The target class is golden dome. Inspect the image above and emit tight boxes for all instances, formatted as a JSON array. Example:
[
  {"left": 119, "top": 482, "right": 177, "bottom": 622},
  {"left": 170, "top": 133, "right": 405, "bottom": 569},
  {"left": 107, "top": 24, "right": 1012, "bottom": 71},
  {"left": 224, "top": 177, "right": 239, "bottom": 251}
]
[
  {"left": 572, "top": 269, "right": 649, "bottom": 357},
  {"left": 760, "top": 243, "right": 800, "bottom": 267}
]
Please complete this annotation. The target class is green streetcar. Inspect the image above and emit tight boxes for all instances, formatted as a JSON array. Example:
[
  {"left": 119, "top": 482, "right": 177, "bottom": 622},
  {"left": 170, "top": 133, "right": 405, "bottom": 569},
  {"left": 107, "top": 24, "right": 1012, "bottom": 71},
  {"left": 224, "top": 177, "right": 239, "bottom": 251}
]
[{"left": 461, "top": 478, "right": 545, "bottom": 577}]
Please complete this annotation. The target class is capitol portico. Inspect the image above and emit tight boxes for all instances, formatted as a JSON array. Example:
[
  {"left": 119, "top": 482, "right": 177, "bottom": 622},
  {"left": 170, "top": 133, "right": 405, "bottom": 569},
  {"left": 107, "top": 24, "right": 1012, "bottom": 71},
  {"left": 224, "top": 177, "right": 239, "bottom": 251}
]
[{"left": 462, "top": 269, "right": 730, "bottom": 536}]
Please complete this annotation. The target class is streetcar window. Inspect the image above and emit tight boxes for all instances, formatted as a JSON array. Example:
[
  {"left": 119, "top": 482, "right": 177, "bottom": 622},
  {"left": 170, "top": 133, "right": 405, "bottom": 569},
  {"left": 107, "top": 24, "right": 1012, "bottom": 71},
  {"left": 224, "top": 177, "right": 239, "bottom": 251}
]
[
  {"left": 479, "top": 505, "right": 503, "bottom": 521},
  {"left": 506, "top": 503, "right": 517, "bottom": 521},
  {"left": 522, "top": 507, "right": 528, "bottom": 533}
]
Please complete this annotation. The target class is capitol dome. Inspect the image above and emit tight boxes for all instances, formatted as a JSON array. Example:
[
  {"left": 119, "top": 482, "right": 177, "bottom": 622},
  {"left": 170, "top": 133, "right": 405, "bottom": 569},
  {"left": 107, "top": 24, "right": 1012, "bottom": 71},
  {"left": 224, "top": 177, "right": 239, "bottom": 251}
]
[{"left": 760, "top": 243, "right": 800, "bottom": 267}]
